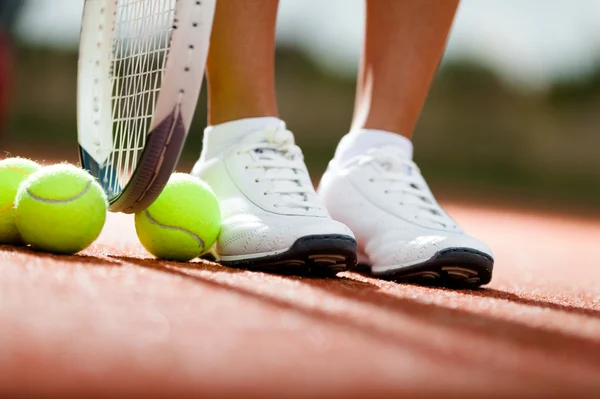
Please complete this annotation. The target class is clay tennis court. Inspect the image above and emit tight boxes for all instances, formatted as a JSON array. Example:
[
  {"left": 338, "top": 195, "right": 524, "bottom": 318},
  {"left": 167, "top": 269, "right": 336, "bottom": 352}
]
[{"left": 1, "top": 198, "right": 599, "bottom": 398}]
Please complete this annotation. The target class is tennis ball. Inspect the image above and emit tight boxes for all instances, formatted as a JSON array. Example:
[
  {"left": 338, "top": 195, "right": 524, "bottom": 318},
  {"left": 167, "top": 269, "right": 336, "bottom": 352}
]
[
  {"left": 135, "top": 173, "right": 221, "bottom": 262},
  {"left": 0, "top": 157, "right": 41, "bottom": 244},
  {"left": 15, "top": 164, "right": 108, "bottom": 254}
]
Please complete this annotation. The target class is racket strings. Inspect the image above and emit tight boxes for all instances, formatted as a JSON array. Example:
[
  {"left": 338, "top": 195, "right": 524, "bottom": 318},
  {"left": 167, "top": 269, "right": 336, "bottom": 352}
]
[{"left": 109, "top": 0, "right": 176, "bottom": 194}]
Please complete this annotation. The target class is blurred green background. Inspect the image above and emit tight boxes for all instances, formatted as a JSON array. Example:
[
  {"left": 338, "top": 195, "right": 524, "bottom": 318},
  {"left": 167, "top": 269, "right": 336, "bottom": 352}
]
[{"left": 2, "top": 0, "right": 600, "bottom": 213}]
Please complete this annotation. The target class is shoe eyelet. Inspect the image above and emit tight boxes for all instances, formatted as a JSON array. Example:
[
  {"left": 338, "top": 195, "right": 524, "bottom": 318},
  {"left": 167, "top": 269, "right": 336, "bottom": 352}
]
[
  {"left": 384, "top": 190, "right": 389, "bottom": 194},
  {"left": 369, "top": 178, "right": 374, "bottom": 182},
  {"left": 255, "top": 179, "right": 259, "bottom": 183}
]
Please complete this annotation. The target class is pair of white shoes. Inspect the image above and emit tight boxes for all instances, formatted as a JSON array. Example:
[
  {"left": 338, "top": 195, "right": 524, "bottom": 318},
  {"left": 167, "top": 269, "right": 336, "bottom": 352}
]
[{"left": 192, "top": 118, "right": 494, "bottom": 287}]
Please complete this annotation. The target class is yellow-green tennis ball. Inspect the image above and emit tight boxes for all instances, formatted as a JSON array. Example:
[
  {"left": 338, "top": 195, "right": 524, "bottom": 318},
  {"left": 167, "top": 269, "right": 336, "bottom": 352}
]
[
  {"left": 135, "top": 173, "right": 221, "bottom": 262},
  {"left": 15, "top": 164, "right": 107, "bottom": 254},
  {"left": 0, "top": 158, "right": 41, "bottom": 244}
]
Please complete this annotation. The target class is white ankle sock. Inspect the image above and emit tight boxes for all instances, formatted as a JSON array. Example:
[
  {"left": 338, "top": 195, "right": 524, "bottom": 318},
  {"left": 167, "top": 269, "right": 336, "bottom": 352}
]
[
  {"left": 333, "top": 128, "right": 414, "bottom": 165},
  {"left": 200, "top": 117, "right": 284, "bottom": 161}
]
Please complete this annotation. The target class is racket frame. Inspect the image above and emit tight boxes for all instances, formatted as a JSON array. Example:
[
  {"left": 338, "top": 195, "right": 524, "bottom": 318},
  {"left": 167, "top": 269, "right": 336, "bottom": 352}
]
[{"left": 77, "top": 0, "right": 215, "bottom": 213}]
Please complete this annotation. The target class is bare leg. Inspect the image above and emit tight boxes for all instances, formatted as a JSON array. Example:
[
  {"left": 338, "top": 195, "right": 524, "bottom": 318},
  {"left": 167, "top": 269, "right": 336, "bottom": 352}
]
[
  {"left": 351, "top": 0, "right": 459, "bottom": 138},
  {"left": 206, "top": 0, "right": 279, "bottom": 126},
  {"left": 321, "top": 1, "right": 494, "bottom": 287},
  {"left": 194, "top": 1, "right": 358, "bottom": 274}
]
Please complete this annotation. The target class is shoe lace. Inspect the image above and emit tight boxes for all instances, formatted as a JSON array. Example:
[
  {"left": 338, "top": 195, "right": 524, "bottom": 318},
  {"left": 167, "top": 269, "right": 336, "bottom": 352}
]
[
  {"left": 239, "top": 126, "right": 321, "bottom": 211},
  {"left": 359, "top": 147, "right": 457, "bottom": 229}
]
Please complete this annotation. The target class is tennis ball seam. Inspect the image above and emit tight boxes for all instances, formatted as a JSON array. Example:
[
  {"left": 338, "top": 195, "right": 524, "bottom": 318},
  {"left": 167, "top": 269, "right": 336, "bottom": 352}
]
[
  {"left": 5, "top": 166, "right": 34, "bottom": 176},
  {"left": 143, "top": 209, "right": 205, "bottom": 251},
  {"left": 26, "top": 180, "right": 92, "bottom": 204}
]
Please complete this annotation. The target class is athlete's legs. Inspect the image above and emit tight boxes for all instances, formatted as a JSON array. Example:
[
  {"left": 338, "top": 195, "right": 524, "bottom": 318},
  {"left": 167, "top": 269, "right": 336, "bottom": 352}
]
[
  {"left": 193, "top": 0, "right": 357, "bottom": 274},
  {"left": 352, "top": 0, "right": 458, "bottom": 138},
  {"left": 206, "top": 0, "right": 278, "bottom": 125},
  {"left": 319, "top": 0, "right": 495, "bottom": 287}
]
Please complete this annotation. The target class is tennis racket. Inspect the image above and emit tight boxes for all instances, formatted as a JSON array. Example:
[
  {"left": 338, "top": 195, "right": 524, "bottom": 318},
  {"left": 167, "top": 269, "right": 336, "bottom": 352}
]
[{"left": 77, "top": 0, "right": 215, "bottom": 213}]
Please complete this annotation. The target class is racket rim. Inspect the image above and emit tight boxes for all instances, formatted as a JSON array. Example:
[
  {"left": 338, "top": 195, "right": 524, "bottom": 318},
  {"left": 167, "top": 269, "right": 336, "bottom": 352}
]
[{"left": 77, "top": 0, "right": 215, "bottom": 213}]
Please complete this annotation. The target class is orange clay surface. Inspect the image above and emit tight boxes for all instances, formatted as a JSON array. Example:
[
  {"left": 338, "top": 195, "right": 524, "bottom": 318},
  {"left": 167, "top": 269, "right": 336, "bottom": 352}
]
[{"left": 0, "top": 202, "right": 599, "bottom": 398}]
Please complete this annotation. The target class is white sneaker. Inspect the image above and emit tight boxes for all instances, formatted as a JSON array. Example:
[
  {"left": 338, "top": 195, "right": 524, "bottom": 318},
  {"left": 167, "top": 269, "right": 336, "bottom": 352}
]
[
  {"left": 318, "top": 146, "right": 494, "bottom": 286},
  {"left": 192, "top": 118, "right": 357, "bottom": 274}
]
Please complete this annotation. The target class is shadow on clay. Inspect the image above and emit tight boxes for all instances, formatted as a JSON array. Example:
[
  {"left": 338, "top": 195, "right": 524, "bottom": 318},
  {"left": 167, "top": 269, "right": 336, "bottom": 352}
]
[
  {"left": 0, "top": 244, "right": 121, "bottom": 266},
  {"left": 111, "top": 254, "right": 600, "bottom": 379}
]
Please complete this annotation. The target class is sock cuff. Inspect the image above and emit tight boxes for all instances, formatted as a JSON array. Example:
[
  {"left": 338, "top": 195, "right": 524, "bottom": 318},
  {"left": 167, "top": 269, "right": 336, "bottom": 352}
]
[
  {"left": 333, "top": 128, "right": 414, "bottom": 164},
  {"left": 204, "top": 117, "right": 284, "bottom": 143},
  {"left": 201, "top": 117, "right": 284, "bottom": 160}
]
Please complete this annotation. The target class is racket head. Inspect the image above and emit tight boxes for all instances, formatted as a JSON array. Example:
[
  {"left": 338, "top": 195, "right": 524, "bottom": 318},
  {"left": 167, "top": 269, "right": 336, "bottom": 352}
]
[{"left": 77, "top": 0, "right": 215, "bottom": 214}]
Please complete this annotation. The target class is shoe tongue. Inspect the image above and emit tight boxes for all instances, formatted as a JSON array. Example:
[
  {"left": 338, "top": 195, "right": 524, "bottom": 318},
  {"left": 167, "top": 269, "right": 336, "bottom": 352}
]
[
  {"left": 245, "top": 129, "right": 309, "bottom": 208},
  {"left": 245, "top": 128, "right": 294, "bottom": 162},
  {"left": 377, "top": 145, "right": 410, "bottom": 160},
  {"left": 243, "top": 126, "right": 294, "bottom": 146},
  {"left": 374, "top": 146, "right": 413, "bottom": 175},
  {"left": 269, "top": 168, "right": 305, "bottom": 205},
  {"left": 201, "top": 118, "right": 285, "bottom": 159}
]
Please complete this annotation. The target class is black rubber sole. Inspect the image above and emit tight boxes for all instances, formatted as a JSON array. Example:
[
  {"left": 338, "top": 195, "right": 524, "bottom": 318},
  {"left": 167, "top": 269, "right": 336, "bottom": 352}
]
[
  {"left": 213, "top": 234, "right": 357, "bottom": 277},
  {"left": 371, "top": 247, "right": 494, "bottom": 288}
]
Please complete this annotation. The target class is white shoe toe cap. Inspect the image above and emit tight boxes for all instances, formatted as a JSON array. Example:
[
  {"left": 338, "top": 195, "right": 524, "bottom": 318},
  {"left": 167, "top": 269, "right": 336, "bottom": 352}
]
[
  {"left": 217, "top": 213, "right": 354, "bottom": 258},
  {"left": 366, "top": 230, "right": 493, "bottom": 269}
]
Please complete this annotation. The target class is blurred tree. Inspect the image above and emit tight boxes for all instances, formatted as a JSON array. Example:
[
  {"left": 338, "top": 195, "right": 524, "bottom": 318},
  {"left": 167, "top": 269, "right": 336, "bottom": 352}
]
[
  {"left": 5, "top": 41, "right": 600, "bottom": 210},
  {"left": 548, "top": 64, "right": 600, "bottom": 107}
]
